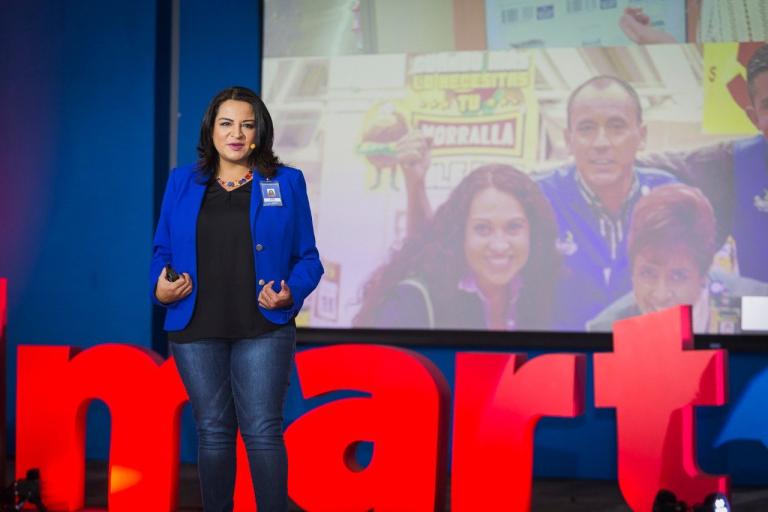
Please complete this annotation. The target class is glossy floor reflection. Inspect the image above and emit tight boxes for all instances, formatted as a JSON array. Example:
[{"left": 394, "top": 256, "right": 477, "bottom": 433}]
[{"left": 5, "top": 460, "right": 768, "bottom": 511}]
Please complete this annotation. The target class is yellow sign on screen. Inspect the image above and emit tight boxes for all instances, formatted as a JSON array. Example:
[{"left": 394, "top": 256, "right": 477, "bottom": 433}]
[{"left": 703, "top": 43, "right": 758, "bottom": 136}]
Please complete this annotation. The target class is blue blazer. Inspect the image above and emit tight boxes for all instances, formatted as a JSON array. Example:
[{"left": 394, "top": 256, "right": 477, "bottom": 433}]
[{"left": 150, "top": 163, "right": 324, "bottom": 331}]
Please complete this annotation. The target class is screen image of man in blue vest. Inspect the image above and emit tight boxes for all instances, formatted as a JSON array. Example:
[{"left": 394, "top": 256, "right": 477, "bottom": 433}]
[
  {"left": 638, "top": 44, "right": 768, "bottom": 285},
  {"left": 536, "top": 76, "right": 676, "bottom": 330},
  {"left": 733, "top": 44, "right": 768, "bottom": 282}
]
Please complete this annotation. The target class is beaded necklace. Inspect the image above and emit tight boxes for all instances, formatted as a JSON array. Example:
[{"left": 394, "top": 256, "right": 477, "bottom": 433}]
[{"left": 216, "top": 170, "right": 254, "bottom": 190}]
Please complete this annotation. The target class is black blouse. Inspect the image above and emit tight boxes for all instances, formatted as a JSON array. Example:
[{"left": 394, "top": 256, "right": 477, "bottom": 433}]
[{"left": 169, "top": 180, "right": 290, "bottom": 343}]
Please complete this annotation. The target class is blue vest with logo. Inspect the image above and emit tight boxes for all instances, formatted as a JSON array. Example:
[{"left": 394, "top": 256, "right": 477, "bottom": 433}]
[
  {"left": 536, "top": 165, "right": 677, "bottom": 330},
  {"left": 732, "top": 135, "right": 768, "bottom": 281}
]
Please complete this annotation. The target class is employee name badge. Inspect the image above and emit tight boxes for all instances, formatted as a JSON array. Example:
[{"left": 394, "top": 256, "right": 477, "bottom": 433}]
[{"left": 260, "top": 181, "right": 283, "bottom": 206}]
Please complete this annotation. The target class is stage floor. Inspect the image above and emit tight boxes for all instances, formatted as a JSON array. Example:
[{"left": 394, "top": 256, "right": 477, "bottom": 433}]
[{"left": 6, "top": 460, "right": 768, "bottom": 511}]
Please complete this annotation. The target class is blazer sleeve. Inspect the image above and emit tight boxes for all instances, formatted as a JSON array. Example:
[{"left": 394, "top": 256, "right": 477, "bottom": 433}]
[
  {"left": 637, "top": 143, "right": 734, "bottom": 247},
  {"left": 149, "top": 169, "right": 177, "bottom": 307},
  {"left": 285, "top": 170, "right": 324, "bottom": 316}
]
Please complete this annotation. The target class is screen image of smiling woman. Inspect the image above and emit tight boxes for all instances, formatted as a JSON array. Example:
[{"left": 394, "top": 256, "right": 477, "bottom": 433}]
[
  {"left": 463, "top": 187, "right": 531, "bottom": 329},
  {"left": 354, "top": 163, "right": 560, "bottom": 331},
  {"left": 628, "top": 184, "right": 715, "bottom": 319},
  {"left": 588, "top": 183, "right": 768, "bottom": 333}
]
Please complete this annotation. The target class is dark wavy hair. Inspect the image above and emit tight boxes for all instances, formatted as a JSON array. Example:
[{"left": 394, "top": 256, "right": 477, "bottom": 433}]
[
  {"left": 748, "top": 44, "right": 768, "bottom": 100},
  {"left": 353, "top": 164, "right": 560, "bottom": 329},
  {"left": 628, "top": 183, "right": 717, "bottom": 274},
  {"left": 196, "top": 86, "right": 281, "bottom": 180}
]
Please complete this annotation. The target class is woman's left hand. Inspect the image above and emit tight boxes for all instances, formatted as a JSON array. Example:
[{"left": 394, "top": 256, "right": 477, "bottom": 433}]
[{"left": 258, "top": 280, "right": 294, "bottom": 310}]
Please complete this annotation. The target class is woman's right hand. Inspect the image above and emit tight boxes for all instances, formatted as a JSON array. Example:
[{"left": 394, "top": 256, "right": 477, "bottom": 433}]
[
  {"left": 396, "top": 131, "right": 432, "bottom": 184},
  {"left": 155, "top": 266, "right": 193, "bottom": 304},
  {"left": 619, "top": 7, "right": 677, "bottom": 45},
  {"left": 396, "top": 131, "right": 434, "bottom": 237}
]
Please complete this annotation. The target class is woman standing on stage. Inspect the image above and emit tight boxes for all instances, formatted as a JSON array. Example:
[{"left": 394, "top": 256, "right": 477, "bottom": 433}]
[{"left": 150, "top": 86, "right": 323, "bottom": 511}]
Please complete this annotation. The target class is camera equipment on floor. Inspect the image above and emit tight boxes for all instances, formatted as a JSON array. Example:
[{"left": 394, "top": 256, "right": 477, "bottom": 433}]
[{"left": 0, "top": 468, "right": 47, "bottom": 512}]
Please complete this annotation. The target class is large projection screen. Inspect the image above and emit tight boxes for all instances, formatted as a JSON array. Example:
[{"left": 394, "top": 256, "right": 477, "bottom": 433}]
[{"left": 262, "top": 0, "right": 768, "bottom": 337}]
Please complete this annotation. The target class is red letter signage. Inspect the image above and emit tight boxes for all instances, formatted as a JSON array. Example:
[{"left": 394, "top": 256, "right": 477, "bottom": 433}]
[
  {"left": 451, "top": 352, "right": 586, "bottom": 511},
  {"left": 0, "top": 278, "right": 7, "bottom": 489},
  {"left": 16, "top": 345, "right": 188, "bottom": 511},
  {"left": 284, "top": 345, "right": 450, "bottom": 511},
  {"left": 13, "top": 307, "right": 731, "bottom": 511},
  {"left": 594, "top": 305, "right": 729, "bottom": 510}
]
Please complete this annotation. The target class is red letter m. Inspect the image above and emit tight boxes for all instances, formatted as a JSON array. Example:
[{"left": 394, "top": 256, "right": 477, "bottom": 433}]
[{"left": 16, "top": 345, "right": 188, "bottom": 511}]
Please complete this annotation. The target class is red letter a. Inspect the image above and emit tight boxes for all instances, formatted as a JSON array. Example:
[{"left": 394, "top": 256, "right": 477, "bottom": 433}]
[
  {"left": 594, "top": 305, "right": 728, "bottom": 510},
  {"left": 285, "top": 345, "right": 450, "bottom": 511}
]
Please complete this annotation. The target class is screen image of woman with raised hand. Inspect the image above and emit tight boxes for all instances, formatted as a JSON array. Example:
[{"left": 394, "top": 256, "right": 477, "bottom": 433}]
[
  {"left": 588, "top": 183, "right": 768, "bottom": 334},
  {"left": 354, "top": 163, "right": 560, "bottom": 331}
]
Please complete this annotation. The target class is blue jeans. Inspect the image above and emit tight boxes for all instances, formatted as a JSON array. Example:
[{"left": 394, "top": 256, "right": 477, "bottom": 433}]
[{"left": 171, "top": 325, "right": 296, "bottom": 512}]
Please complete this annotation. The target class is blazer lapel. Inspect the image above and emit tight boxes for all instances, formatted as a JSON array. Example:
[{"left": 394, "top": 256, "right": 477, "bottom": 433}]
[{"left": 250, "top": 171, "right": 263, "bottom": 232}]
